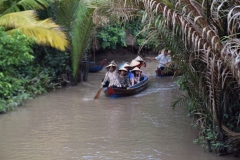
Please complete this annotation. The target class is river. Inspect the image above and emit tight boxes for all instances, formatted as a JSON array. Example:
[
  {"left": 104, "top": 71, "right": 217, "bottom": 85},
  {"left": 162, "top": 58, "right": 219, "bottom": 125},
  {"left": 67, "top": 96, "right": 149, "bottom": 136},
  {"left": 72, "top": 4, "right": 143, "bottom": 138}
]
[{"left": 0, "top": 58, "right": 236, "bottom": 160}]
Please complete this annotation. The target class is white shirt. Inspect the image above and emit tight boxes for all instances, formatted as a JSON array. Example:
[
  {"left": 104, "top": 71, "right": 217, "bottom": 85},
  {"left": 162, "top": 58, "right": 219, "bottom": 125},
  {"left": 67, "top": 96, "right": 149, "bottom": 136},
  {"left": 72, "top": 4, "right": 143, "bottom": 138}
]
[
  {"left": 155, "top": 54, "right": 171, "bottom": 68},
  {"left": 102, "top": 70, "right": 121, "bottom": 87}
]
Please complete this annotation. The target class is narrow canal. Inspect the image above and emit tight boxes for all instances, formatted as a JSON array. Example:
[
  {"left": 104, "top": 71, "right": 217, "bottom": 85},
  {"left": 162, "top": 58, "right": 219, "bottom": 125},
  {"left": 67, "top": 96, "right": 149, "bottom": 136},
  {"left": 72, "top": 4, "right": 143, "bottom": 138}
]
[{"left": 0, "top": 58, "right": 236, "bottom": 160}]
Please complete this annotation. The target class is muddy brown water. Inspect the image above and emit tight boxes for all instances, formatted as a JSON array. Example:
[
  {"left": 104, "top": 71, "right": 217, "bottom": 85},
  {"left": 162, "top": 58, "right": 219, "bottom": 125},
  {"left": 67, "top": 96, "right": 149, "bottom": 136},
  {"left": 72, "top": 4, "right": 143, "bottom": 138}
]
[{"left": 0, "top": 57, "right": 237, "bottom": 160}]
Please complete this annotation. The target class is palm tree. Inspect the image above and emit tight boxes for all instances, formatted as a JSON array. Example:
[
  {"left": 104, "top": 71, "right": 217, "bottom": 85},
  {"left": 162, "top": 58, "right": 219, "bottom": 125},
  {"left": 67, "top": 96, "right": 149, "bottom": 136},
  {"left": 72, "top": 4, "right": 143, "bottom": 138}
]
[
  {"left": 134, "top": 0, "right": 240, "bottom": 153},
  {"left": 0, "top": 0, "right": 68, "bottom": 51},
  {"left": 51, "top": 0, "right": 94, "bottom": 84}
]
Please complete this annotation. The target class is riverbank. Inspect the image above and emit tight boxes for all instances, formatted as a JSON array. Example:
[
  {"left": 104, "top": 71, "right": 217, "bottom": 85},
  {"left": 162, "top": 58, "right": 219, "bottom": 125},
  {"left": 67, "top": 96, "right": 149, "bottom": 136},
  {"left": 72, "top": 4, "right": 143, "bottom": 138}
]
[{"left": 93, "top": 47, "right": 157, "bottom": 64}]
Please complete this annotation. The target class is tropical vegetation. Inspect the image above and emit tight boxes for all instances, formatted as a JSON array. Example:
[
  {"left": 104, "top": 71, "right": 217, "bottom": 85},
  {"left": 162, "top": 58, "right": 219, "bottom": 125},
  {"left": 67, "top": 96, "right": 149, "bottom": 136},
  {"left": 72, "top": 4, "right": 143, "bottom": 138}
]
[
  {"left": 0, "top": 0, "right": 68, "bottom": 50},
  {"left": 96, "top": 19, "right": 158, "bottom": 50},
  {"left": 1, "top": 0, "right": 240, "bottom": 155},
  {"left": 96, "top": 23, "right": 127, "bottom": 50},
  {"left": 0, "top": 0, "right": 69, "bottom": 112},
  {"left": 129, "top": 0, "right": 240, "bottom": 155}
]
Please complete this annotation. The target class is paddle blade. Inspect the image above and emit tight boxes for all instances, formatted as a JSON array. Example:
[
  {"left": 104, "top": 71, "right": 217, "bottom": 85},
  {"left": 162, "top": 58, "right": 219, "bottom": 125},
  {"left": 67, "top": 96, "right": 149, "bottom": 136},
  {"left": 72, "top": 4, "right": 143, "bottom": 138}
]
[
  {"left": 101, "top": 59, "right": 107, "bottom": 66},
  {"left": 94, "top": 87, "right": 103, "bottom": 99}
]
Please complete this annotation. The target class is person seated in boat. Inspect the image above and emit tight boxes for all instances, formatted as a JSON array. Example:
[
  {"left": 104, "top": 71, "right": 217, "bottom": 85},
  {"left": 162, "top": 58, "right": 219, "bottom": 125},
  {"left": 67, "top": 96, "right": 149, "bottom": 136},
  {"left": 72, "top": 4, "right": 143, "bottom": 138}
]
[
  {"left": 129, "top": 60, "right": 141, "bottom": 85},
  {"left": 122, "top": 63, "right": 134, "bottom": 85},
  {"left": 118, "top": 67, "right": 131, "bottom": 88},
  {"left": 131, "top": 67, "right": 143, "bottom": 84},
  {"left": 147, "top": 49, "right": 172, "bottom": 71},
  {"left": 130, "top": 59, "right": 148, "bottom": 78},
  {"left": 130, "top": 59, "right": 140, "bottom": 68},
  {"left": 101, "top": 61, "right": 121, "bottom": 88},
  {"left": 134, "top": 56, "right": 147, "bottom": 69}
]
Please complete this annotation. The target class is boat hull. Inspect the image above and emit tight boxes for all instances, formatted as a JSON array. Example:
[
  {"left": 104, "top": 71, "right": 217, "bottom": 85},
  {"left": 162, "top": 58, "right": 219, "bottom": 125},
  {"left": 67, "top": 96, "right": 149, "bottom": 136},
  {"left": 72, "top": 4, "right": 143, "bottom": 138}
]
[
  {"left": 89, "top": 66, "right": 104, "bottom": 72},
  {"left": 89, "top": 59, "right": 107, "bottom": 72},
  {"left": 104, "top": 76, "right": 149, "bottom": 97},
  {"left": 155, "top": 69, "right": 174, "bottom": 77}
]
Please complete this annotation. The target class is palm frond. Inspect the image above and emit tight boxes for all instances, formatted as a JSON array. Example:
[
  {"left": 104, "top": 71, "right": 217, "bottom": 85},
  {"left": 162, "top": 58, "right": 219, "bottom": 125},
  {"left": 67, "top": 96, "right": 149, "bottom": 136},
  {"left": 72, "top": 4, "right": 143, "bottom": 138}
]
[
  {"left": 9, "top": 21, "right": 68, "bottom": 51},
  {"left": 91, "top": 0, "right": 142, "bottom": 25},
  {"left": 135, "top": 0, "right": 240, "bottom": 150},
  {"left": 0, "top": 10, "right": 68, "bottom": 51},
  {"left": 71, "top": 6, "right": 94, "bottom": 82},
  {"left": 53, "top": 0, "right": 79, "bottom": 32},
  {"left": 1, "top": 0, "right": 54, "bottom": 15},
  {"left": 54, "top": 0, "right": 94, "bottom": 82},
  {"left": 0, "top": 10, "right": 37, "bottom": 27},
  {"left": 170, "top": 94, "right": 189, "bottom": 109}
]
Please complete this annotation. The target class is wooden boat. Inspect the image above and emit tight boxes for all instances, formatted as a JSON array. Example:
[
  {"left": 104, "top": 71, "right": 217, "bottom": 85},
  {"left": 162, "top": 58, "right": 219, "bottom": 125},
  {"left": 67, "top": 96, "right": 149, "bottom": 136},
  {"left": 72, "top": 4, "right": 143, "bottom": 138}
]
[
  {"left": 89, "top": 59, "right": 107, "bottom": 72},
  {"left": 103, "top": 76, "right": 149, "bottom": 97},
  {"left": 80, "top": 59, "right": 106, "bottom": 81},
  {"left": 155, "top": 68, "right": 174, "bottom": 77}
]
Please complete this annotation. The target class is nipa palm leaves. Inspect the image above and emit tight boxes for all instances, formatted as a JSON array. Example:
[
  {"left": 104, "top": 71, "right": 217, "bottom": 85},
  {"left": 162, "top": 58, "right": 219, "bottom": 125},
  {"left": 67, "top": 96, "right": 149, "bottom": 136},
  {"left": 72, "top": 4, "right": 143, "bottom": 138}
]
[
  {"left": 136, "top": 0, "right": 240, "bottom": 151},
  {"left": 54, "top": 0, "right": 94, "bottom": 83}
]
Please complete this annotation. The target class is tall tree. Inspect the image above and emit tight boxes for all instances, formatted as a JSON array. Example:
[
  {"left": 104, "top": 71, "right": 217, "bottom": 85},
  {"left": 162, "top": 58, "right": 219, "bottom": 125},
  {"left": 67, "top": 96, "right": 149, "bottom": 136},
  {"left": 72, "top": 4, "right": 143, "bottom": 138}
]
[{"left": 52, "top": 0, "right": 94, "bottom": 84}]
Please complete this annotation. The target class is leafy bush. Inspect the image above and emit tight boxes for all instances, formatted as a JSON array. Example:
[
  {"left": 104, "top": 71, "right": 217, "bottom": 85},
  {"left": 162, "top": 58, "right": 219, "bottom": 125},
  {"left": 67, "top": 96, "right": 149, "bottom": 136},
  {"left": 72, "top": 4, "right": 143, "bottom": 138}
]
[
  {"left": 125, "top": 19, "right": 158, "bottom": 49},
  {"left": 33, "top": 46, "right": 71, "bottom": 78},
  {"left": 0, "top": 28, "right": 34, "bottom": 99},
  {"left": 96, "top": 23, "right": 126, "bottom": 49},
  {"left": 96, "top": 20, "right": 158, "bottom": 50},
  {"left": 125, "top": 19, "right": 142, "bottom": 36},
  {"left": 0, "top": 28, "right": 61, "bottom": 113}
]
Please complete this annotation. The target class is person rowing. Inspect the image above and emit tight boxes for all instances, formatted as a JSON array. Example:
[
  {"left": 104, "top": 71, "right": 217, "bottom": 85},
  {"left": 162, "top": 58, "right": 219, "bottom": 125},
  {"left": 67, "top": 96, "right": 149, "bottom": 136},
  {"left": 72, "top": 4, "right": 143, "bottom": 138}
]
[{"left": 101, "top": 61, "right": 121, "bottom": 88}]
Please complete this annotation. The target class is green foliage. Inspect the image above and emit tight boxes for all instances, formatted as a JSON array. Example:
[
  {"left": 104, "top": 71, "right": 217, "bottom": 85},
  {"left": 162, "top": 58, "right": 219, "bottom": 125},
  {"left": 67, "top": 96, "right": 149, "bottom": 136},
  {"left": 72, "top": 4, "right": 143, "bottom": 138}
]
[
  {"left": 0, "top": 27, "right": 34, "bottom": 99},
  {"left": 0, "top": 0, "right": 53, "bottom": 15},
  {"left": 176, "top": 75, "right": 188, "bottom": 91},
  {"left": 136, "top": 32, "right": 159, "bottom": 49},
  {"left": 137, "top": 0, "right": 240, "bottom": 152},
  {"left": 193, "top": 127, "right": 229, "bottom": 152},
  {"left": 125, "top": 19, "right": 142, "bottom": 36},
  {"left": 96, "top": 23, "right": 126, "bottom": 49},
  {"left": 33, "top": 46, "right": 71, "bottom": 78},
  {"left": 125, "top": 19, "right": 158, "bottom": 49},
  {"left": 43, "top": 52, "right": 71, "bottom": 77},
  {"left": 53, "top": 0, "right": 93, "bottom": 83},
  {"left": 0, "top": 28, "right": 62, "bottom": 113},
  {"left": 96, "top": 19, "right": 158, "bottom": 51},
  {"left": 0, "top": 28, "right": 34, "bottom": 68}
]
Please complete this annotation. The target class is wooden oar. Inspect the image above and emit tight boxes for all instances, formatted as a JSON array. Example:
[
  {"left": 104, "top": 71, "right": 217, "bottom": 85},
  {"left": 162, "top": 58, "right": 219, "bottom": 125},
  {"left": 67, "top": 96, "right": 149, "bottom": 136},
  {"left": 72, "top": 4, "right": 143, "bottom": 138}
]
[
  {"left": 94, "top": 70, "right": 110, "bottom": 100},
  {"left": 94, "top": 86, "right": 103, "bottom": 99}
]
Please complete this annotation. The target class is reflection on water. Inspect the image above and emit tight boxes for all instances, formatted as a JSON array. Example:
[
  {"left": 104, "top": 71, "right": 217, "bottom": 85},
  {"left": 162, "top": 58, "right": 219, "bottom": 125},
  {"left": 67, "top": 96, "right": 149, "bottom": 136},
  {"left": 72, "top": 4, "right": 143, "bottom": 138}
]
[{"left": 0, "top": 59, "right": 236, "bottom": 160}]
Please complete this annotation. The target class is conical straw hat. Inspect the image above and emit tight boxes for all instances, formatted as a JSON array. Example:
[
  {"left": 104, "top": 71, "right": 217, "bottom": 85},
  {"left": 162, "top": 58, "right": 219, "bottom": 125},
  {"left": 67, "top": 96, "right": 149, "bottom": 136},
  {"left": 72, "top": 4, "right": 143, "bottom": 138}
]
[
  {"left": 134, "top": 56, "right": 144, "bottom": 62},
  {"left": 130, "top": 60, "right": 140, "bottom": 67},
  {"left": 106, "top": 63, "right": 116, "bottom": 68},
  {"left": 118, "top": 67, "right": 127, "bottom": 72},
  {"left": 123, "top": 63, "right": 131, "bottom": 68},
  {"left": 131, "top": 67, "right": 141, "bottom": 72}
]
